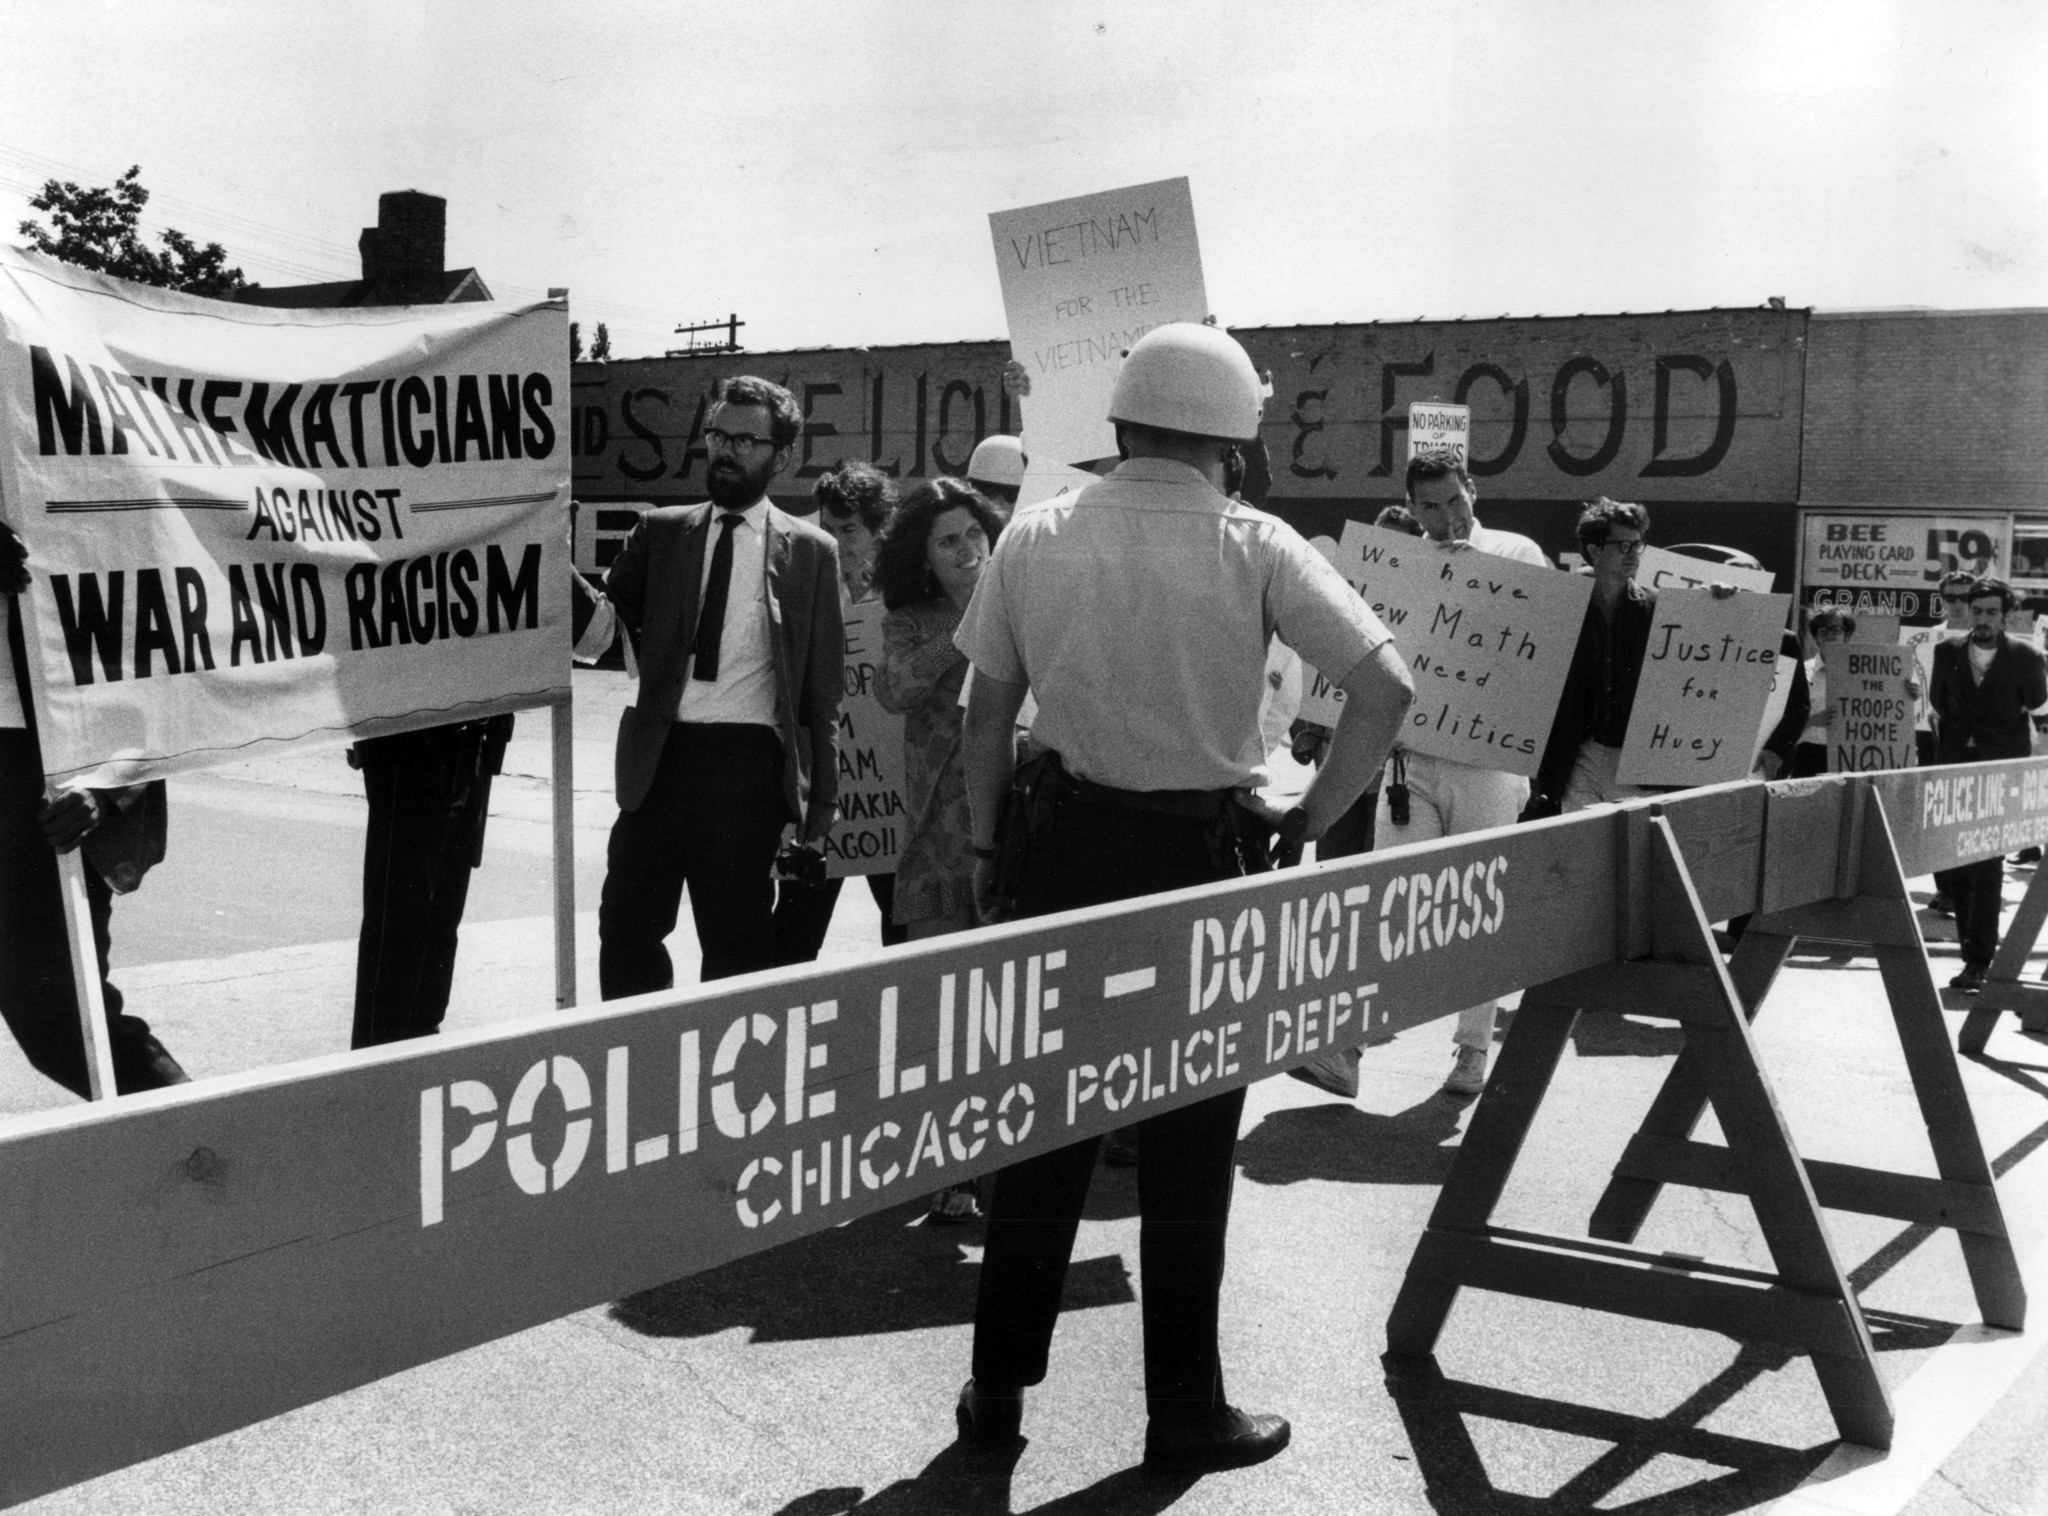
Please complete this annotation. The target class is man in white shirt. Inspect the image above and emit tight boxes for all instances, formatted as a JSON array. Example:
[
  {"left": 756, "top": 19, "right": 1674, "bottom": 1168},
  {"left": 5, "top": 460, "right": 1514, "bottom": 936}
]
[{"left": 1297, "top": 452, "right": 1550, "bottom": 1100}]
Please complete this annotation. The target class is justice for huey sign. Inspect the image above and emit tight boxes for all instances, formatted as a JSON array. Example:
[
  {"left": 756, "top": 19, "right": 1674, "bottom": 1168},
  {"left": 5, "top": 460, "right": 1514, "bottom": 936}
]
[{"left": 1619, "top": 589, "right": 1791, "bottom": 785}]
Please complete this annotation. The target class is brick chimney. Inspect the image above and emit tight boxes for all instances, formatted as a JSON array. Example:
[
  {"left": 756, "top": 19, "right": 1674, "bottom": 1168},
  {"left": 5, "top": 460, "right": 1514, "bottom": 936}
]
[{"left": 358, "top": 191, "right": 446, "bottom": 283}]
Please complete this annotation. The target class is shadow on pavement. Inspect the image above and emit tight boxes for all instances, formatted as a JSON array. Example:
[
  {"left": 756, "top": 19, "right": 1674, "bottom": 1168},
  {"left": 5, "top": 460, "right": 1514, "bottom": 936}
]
[
  {"left": 1383, "top": 1350, "right": 1835, "bottom": 1514},
  {"left": 771, "top": 1443, "right": 1198, "bottom": 1515},
  {"left": 1236, "top": 1096, "right": 1465, "bottom": 1187},
  {"left": 1568, "top": 1013, "right": 1686, "bottom": 1059},
  {"left": 611, "top": 1199, "right": 1134, "bottom": 1344}
]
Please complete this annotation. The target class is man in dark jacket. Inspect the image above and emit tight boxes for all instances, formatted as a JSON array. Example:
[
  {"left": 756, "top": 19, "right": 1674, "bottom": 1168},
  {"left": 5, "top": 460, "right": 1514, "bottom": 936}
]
[
  {"left": 1536, "top": 499, "right": 1658, "bottom": 811},
  {"left": 1929, "top": 577, "right": 2048, "bottom": 992},
  {"left": 0, "top": 519, "right": 186, "bottom": 1096}
]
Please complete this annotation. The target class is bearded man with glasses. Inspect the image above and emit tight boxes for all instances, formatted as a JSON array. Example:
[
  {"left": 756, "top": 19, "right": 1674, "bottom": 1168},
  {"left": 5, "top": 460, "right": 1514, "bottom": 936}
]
[{"left": 597, "top": 376, "right": 845, "bottom": 993}]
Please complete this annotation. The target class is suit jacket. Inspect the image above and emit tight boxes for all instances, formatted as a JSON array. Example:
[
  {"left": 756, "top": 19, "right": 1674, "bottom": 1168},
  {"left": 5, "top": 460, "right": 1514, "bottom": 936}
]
[
  {"left": 1930, "top": 633, "right": 2047, "bottom": 763},
  {"left": 603, "top": 502, "right": 844, "bottom": 827}
]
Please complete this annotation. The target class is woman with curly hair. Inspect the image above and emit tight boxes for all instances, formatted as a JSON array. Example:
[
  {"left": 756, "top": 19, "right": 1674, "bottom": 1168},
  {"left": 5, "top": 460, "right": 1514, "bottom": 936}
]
[{"left": 872, "top": 476, "right": 1005, "bottom": 1221}]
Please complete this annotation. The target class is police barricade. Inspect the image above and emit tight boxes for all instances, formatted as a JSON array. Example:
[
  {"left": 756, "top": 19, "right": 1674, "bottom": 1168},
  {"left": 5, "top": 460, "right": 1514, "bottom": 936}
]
[{"left": 0, "top": 759, "right": 2039, "bottom": 1501}]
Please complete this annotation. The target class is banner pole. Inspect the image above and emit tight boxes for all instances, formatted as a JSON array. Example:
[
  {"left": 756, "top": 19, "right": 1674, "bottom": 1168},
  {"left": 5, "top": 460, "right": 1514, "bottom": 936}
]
[
  {"left": 55, "top": 845, "right": 117, "bottom": 1100},
  {"left": 551, "top": 693, "right": 576, "bottom": 1009}
]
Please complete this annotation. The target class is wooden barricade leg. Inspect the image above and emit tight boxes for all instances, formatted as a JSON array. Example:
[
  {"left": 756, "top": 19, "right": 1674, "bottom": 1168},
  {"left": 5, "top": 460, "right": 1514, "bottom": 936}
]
[
  {"left": 1588, "top": 787, "right": 2026, "bottom": 1333},
  {"left": 1386, "top": 811, "right": 1895, "bottom": 1449},
  {"left": 1958, "top": 858, "right": 2048, "bottom": 1055},
  {"left": 1586, "top": 927, "right": 1791, "bottom": 1243}
]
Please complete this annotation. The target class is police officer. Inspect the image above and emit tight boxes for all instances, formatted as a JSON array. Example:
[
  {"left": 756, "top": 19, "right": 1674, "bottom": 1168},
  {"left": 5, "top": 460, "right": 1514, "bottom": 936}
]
[
  {"left": 963, "top": 434, "right": 1026, "bottom": 513},
  {"left": 951, "top": 322, "right": 1413, "bottom": 1470}
]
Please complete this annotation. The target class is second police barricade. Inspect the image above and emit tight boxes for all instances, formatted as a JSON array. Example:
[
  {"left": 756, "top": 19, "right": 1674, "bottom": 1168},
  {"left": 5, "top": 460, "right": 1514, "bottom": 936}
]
[{"left": 2, "top": 756, "right": 2044, "bottom": 1502}]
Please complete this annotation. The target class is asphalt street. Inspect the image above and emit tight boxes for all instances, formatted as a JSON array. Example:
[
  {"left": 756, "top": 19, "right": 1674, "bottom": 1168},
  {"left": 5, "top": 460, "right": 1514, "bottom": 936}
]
[{"left": 7, "top": 671, "right": 2048, "bottom": 1515}]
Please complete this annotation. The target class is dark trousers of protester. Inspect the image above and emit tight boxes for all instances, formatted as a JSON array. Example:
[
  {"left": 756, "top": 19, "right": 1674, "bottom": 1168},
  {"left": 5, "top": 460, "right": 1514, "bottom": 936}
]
[
  {"left": 1791, "top": 741, "right": 1829, "bottom": 779},
  {"left": 772, "top": 871, "right": 906, "bottom": 965},
  {"left": 0, "top": 730, "right": 166, "bottom": 1096},
  {"left": 352, "top": 722, "right": 504, "bottom": 1050},
  {"left": 972, "top": 792, "right": 1245, "bottom": 1426},
  {"left": 1950, "top": 856, "right": 2005, "bottom": 971},
  {"left": 600, "top": 722, "right": 787, "bottom": 995}
]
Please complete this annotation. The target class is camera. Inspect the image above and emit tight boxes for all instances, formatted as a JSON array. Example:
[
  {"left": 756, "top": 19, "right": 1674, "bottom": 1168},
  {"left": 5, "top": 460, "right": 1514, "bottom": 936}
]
[
  {"left": 1386, "top": 781, "right": 1411, "bottom": 827},
  {"left": 775, "top": 839, "right": 828, "bottom": 891}
]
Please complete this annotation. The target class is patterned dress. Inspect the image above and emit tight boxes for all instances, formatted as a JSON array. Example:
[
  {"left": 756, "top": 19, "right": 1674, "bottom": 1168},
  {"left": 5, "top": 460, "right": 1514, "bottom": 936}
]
[{"left": 877, "top": 598, "right": 976, "bottom": 926}]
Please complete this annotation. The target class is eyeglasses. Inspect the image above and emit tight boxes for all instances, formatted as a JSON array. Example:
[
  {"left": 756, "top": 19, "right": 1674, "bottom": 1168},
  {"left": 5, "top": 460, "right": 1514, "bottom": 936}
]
[
  {"left": 1941, "top": 594, "right": 1972, "bottom": 605},
  {"left": 704, "top": 427, "right": 774, "bottom": 454},
  {"left": 1600, "top": 539, "right": 1647, "bottom": 556}
]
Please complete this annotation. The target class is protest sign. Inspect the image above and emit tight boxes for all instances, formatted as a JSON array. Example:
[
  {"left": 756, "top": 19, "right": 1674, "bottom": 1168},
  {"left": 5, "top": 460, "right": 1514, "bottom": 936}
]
[
  {"left": 1823, "top": 643, "right": 1917, "bottom": 772},
  {"left": 1407, "top": 401, "right": 1470, "bottom": 466},
  {"left": 1636, "top": 543, "right": 1775, "bottom": 596},
  {"left": 1752, "top": 652, "right": 1797, "bottom": 770},
  {"left": 824, "top": 598, "right": 907, "bottom": 878},
  {"left": 1316, "top": 522, "right": 1590, "bottom": 777},
  {"left": 1014, "top": 457, "right": 1099, "bottom": 510},
  {"left": 0, "top": 247, "right": 569, "bottom": 788},
  {"left": 1617, "top": 589, "right": 1792, "bottom": 785},
  {"left": 988, "top": 177, "right": 1207, "bottom": 468},
  {"left": 1850, "top": 613, "right": 1901, "bottom": 645}
]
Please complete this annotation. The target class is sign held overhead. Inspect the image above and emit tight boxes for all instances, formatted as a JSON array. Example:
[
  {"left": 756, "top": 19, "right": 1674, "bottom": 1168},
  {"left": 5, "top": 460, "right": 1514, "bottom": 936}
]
[{"left": 988, "top": 177, "right": 1208, "bottom": 468}]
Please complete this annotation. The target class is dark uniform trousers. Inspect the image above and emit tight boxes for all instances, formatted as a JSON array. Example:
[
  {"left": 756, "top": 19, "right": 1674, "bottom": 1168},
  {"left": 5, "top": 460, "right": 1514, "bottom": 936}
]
[
  {"left": 972, "top": 791, "right": 1246, "bottom": 1425},
  {"left": 600, "top": 722, "right": 789, "bottom": 993},
  {"left": 352, "top": 717, "right": 511, "bottom": 1050},
  {"left": 0, "top": 730, "right": 162, "bottom": 1095}
]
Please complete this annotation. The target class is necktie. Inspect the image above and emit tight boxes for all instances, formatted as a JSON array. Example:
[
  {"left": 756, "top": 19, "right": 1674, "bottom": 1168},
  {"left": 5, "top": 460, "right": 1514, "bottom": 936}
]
[{"left": 692, "top": 512, "right": 744, "bottom": 682}]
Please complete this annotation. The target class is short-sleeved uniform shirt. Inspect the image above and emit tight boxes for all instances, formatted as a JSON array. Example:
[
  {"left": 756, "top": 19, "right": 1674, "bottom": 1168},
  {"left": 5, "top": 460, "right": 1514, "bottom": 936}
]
[{"left": 954, "top": 457, "right": 1391, "bottom": 792}]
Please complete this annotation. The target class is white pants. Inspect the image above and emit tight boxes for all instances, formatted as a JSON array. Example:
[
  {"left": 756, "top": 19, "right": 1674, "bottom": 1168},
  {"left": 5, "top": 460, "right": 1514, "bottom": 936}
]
[
  {"left": 1380, "top": 752, "right": 1529, "bottom": 1051},
  {"left": 1561, "top": 740, "right": 1657, "bottom": 814}
]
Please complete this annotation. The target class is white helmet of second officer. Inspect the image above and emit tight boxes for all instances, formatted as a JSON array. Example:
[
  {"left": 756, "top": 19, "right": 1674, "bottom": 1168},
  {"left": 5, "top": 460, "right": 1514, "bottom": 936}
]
[{"left": 1106, "top": 322, "right": 1264, "bottom": 442}]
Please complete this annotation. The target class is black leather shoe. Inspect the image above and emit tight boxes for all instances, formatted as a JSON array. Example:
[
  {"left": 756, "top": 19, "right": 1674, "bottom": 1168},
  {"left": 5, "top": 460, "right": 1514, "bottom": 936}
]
[
  {"left": 955, "top": 1379, "right": 1023, "bottom": 1447},
  {"left": 1950, "top": 966, "right": 1987, "bottom": 994},
  {"left": 114, "top": 1034, "right": 191, "bottom": 1093},
  {"left": 1144, "top": 1405, "right": 1291, "bottom": 1471}
]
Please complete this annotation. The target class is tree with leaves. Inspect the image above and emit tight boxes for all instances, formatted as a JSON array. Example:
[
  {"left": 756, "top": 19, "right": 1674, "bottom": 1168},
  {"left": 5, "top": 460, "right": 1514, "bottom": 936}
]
[
  {"left": 591, "top": 322, "right": 611, "bottom": 361},
  {"left": 570, "top": 321, "right": 584, "bottom": 362},
  {"left": 17, "top": 165, "right": 246, "bottom": 298}
]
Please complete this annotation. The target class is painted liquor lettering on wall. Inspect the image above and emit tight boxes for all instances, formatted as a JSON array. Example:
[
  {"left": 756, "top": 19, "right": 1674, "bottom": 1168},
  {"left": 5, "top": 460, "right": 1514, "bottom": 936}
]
[
  {"left": 568, "top": 309, "right": 1804, "bottom": 510},
  {"left": 570, "top": 345, "right": 1019, "bottom": 505}
]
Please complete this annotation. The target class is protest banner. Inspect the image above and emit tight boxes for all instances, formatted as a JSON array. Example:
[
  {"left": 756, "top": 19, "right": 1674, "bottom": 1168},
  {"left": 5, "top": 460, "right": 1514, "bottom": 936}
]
[
  {"left": 1823, "top": 642, "right": 1917, "bottom": 772},
  {"left": 1635, "top": 543, "right": 1775, "bottom": 596},
  {"left": 1850, "top": 612, "right": 1901, "bottom": 645},
  {"left": 1618, "top": 588, "right": 1791, "bottom": 785},
  {"left": 1313, "top": 521, "right": 1590, "bottom": 777},
  {"left": 824, "top": 598, "right": 906, "bottom": 878},
  {"left": 1406, "top": 401, "right": 1469, "bottom": 466},
  {"left": 988, "top": 177, "right": 1207, "bottom": 468},
  {"left": 0, "top": 246, "right": 571, "bottom": 789}
]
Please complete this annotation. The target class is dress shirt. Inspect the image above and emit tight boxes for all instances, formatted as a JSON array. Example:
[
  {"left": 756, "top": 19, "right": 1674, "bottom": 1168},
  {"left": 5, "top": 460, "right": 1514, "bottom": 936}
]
[{"left": 675, "top": 498, "right": 776, "bottom": 728}]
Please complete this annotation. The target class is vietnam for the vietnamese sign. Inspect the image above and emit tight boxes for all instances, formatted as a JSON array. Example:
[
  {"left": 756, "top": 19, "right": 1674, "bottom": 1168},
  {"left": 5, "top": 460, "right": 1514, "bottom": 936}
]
[
  {"left": 1317, "top": 521, "right": 1591, "bottom": 777},
  {"left": 824, "top": 599, "right": 906, "bottom": 879},
  {"left": 1618, "top": 588, "right": 1792, "bottom": 785},
  {"left": 988, "top": 177, "right": 1207, "bottom": 468},
  {"left": 0, "top": 245, "right": 570, "bottom": 787},
  {"left": 1823, "top": 643, "right": 1916, "bottom": 773}
]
